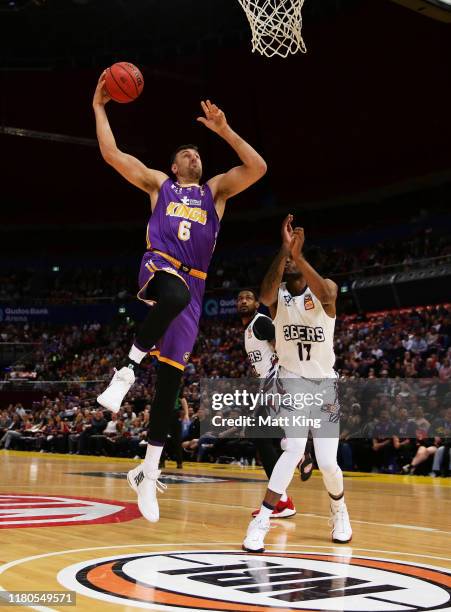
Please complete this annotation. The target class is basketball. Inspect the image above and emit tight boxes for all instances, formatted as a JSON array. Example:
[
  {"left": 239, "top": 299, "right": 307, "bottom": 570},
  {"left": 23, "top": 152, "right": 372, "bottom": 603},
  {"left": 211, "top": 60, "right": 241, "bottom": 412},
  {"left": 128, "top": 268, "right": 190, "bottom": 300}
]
[{"left": 104, "top": 62, "right": 144, "bottom": 103}]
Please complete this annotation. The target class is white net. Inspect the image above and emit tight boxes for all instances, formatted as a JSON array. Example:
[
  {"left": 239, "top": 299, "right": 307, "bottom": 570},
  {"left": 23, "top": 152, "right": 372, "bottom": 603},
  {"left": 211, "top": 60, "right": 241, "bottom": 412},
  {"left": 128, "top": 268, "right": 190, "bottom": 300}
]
[{"left": 237, "top": 0, "right": 307, "bottom": 58}]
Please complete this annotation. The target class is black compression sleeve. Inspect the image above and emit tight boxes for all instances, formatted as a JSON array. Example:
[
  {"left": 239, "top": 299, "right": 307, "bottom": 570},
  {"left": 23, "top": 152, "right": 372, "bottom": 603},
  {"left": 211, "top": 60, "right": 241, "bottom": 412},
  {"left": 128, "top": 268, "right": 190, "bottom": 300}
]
[{"left": 253, "top": 315, "right": 275, "bottom": 342}]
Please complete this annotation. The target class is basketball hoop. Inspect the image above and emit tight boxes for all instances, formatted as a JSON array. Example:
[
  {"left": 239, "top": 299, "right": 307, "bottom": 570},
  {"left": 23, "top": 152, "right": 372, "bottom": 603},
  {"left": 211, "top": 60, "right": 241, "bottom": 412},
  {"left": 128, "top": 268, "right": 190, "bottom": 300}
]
[{"left": 237, "top": 0, "right": 307, "bottom": 58}]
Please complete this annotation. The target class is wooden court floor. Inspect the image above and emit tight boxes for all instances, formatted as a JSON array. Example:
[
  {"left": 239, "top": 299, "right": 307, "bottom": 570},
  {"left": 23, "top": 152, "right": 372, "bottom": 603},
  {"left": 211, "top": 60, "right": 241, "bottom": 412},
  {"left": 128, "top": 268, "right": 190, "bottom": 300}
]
[{"left": 0, "top": 449, "right": 450, "bottom": 612}]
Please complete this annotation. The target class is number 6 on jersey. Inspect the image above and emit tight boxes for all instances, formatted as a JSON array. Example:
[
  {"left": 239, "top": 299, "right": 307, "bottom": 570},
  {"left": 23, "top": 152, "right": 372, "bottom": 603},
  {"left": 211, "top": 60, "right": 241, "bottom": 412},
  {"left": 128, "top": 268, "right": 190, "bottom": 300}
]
[{"left": 178, "top": 220, "right": 191, "bottom": 241}]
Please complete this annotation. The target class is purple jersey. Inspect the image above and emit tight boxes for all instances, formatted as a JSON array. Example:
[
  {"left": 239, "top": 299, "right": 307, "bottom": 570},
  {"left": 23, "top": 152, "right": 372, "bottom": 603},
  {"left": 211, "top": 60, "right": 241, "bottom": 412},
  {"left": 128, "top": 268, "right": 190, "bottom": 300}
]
[{"left": 146, "top": 179, "right": 220, "bottom": 272}]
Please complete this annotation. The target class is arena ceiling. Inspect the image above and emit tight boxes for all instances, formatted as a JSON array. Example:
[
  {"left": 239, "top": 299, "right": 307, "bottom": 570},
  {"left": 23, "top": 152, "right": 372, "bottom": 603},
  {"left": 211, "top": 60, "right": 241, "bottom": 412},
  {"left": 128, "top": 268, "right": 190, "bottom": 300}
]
[{"left": 0, "top": 0, "right": 360, "bottom": 68}]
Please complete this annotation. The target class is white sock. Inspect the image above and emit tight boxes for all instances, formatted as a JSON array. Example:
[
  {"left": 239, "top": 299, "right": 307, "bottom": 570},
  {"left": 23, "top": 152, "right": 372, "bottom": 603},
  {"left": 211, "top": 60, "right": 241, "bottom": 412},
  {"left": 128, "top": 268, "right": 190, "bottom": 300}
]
[
  {"left": 143, "top": 443, "right": 164, "bottom": 475},
  {"left": 129, "top": 344, "right": 148, "bottom": 364},
  {"left": 258, "top": 504, "right": 274, "bottom": 520},
  {"left": 280, "top": 492, "right": 288, "bottom": 502}
]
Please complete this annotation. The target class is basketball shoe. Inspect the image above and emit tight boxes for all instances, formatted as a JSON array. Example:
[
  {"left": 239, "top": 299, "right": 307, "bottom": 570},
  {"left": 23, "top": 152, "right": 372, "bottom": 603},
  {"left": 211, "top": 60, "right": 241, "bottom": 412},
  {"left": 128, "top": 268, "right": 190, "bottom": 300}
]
[
  {"left": 127, "top": 464, "right": 167, "bottom": 523},
  {"left": 97, "top": 366, "right": 135, "bottom": 413},
  {"left": 242, "top": 515, "right": 271, "bottom": 553},
  {"left": 251, "top": 496, "right": 296, "bottom": 519},
  {"left": 330, "top": 503, "right": 352, "bottom": 543}
]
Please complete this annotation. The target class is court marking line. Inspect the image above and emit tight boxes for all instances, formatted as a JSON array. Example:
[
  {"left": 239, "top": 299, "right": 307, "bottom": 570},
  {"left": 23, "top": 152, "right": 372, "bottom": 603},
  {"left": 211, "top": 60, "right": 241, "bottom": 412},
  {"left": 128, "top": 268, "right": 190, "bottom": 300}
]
[
  {"left": 2, "top": 491, "right": 447, "bottom": 535},
  {"left": 124, "top": 495, "right": 451, "bottom": 536},
  {"left": 2, "top": 542, "right": 450, "bottom": 576}
]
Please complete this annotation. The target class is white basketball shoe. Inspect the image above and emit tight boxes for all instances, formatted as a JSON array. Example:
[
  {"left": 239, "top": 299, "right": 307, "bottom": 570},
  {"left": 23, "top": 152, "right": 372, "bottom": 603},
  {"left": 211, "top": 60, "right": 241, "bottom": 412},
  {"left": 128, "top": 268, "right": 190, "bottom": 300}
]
[
  {"left": 127, "top": 464, "right": 167, "bottom": 523},
  {"left": 97, "top": 366, "right": 135, "bottom": 413},
  {"left": 330, "top": 503, "right": 352, "bottom": 543},
  {"left": 242, "top": 515, "right": 271, "bottom": 553}
]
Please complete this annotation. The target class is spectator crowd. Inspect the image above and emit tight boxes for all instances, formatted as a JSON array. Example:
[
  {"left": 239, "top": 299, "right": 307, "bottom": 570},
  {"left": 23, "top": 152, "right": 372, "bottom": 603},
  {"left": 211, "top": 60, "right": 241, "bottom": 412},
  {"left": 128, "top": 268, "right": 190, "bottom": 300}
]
[
  {"left": 1, "top": 227, "right": 449, "bottom": 302},
  {"left": 1, "top": 302, "right": 450, "bottom": 475}
]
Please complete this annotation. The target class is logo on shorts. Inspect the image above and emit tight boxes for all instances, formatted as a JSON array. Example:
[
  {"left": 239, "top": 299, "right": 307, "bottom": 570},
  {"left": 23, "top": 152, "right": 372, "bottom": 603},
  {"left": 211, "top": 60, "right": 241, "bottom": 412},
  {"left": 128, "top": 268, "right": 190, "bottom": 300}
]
[
  {"left": 183, "top": 352, "right": 191, "bottom": 363},
  {"left": 304, "top": 293, "right": 315, "bottom": 310},
  {"left": 57, "top": 551, "right": 451, "bottom": 611}
]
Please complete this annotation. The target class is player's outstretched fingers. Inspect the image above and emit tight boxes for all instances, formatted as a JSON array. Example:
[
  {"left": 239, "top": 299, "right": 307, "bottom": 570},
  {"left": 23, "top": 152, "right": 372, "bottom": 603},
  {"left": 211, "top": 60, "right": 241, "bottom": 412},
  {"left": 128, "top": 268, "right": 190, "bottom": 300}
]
[{"left": 200, "top": 100, "right": 209, "bottom": 116}]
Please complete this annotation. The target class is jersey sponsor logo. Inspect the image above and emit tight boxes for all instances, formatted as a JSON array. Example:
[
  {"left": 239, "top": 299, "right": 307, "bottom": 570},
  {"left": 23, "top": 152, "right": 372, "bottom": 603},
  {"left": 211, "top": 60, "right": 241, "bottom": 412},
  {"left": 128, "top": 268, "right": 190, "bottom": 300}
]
[
  {"left": 57, "top": 550, "right": 451, "bottom": 612},
  {"left": 304, "top": 293, "right": 315, "bottom": 310},
  {"left": 180, "top": 195, "right": 202, "bottom": 206},
  {"left": 248, "top": 350, "right": 262, "bottom": 364},
  {"left": 283, "top": 324, "right": 325, "bottom": 342},
  {"left": 166, "top": 202, "right": 207, "bottom": 225},
  {"left": 0, "top": 494, "right": 140, "bottom": 529}
]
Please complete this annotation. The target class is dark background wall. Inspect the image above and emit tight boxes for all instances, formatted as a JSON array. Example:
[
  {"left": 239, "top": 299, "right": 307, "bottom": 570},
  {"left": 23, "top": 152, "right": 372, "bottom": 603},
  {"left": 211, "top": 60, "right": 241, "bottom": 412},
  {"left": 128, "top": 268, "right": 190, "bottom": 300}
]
[{"left": 1, "top": 0, "right": 450, "bottom": 231}]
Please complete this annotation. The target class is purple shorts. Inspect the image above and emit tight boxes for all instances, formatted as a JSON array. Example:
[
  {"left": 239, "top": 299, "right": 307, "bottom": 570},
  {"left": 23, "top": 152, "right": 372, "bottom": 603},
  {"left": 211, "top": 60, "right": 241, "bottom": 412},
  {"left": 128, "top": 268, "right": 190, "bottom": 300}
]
[{"left": 137, "top": 251, "right": 205, "bottom": 371}]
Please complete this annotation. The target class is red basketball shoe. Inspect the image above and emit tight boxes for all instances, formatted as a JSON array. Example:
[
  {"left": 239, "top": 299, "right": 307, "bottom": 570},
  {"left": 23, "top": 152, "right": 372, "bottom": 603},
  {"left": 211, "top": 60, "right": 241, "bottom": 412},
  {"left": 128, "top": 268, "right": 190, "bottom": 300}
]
[{"left": 251, "top": 497, "right": 296, "bottom": 519}]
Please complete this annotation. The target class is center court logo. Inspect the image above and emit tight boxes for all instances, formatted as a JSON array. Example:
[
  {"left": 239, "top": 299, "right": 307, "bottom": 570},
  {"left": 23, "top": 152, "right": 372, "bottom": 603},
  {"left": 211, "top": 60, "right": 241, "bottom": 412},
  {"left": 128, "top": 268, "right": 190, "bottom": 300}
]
[{"left": 57, "top": 551, "right": 451, "bottom": 611}]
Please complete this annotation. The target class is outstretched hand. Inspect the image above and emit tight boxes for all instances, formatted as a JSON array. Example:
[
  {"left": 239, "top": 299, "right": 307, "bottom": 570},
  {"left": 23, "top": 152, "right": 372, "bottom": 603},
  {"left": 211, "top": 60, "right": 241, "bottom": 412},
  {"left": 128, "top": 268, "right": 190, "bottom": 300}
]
[
  {"left": 290, "top": 227, "right": 305, "bottom": 259},
  {"left": 197, "top": 100, "right": 227, "bottom": 134},
  {"left": 281, "top": 214, "right": 294, "bottom": 255},
  {"left": 93, "top": 70, "right": 111, "bottom": 107}
]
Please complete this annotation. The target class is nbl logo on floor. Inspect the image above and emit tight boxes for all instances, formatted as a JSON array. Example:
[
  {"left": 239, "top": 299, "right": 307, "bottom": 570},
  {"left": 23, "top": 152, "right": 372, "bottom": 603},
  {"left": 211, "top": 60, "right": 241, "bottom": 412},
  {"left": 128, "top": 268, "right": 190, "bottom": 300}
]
[{"left": 57, "top": 550, "right": 451, "bottom": 611}]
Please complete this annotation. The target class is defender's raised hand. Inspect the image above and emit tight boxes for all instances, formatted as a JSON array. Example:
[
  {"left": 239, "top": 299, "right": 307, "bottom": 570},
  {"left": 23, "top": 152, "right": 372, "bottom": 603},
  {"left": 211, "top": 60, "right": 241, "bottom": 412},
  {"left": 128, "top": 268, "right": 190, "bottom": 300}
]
[
  {"left": 93, "top": 71, "right": 111, "bottom": 107},
  {"left": 290, "top": 227, "right": 305, "bottom": 259},
  {"left": 197, "top": 100, "right": 227, "bottom": 134},
  {"left": 281, "top": 214, "right": 294, "bottom": 255}
]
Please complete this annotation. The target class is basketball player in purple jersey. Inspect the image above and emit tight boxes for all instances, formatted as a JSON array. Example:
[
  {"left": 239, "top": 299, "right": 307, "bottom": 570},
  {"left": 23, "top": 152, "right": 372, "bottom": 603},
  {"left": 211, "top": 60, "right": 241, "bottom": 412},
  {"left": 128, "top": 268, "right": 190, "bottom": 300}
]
[{"left": 92, "top": 73, "right": 266, "bottom": 523}]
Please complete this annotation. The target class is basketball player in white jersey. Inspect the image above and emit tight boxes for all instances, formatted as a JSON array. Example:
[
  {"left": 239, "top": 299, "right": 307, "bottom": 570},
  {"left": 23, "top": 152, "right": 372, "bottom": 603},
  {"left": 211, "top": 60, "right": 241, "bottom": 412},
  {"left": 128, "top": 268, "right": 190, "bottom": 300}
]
[
  {"left": 242, "top": 215, "right": 352, "bottom": 552},
  {"left": 238, "top": 289, "right": 295, "bottom": 518},
  {"left": 237, "top": 289, "right": 313, "bottom": 519}
]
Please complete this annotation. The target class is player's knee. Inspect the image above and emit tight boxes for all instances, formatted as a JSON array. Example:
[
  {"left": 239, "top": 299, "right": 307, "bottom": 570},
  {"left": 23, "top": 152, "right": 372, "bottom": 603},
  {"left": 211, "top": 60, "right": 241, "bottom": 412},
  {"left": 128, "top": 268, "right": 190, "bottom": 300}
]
[
  {"left": 283, "top": 437, "right": 306, "bottom": 458},
  {"left": 317, "top": 460, "right": 339, "bottom": 476}
]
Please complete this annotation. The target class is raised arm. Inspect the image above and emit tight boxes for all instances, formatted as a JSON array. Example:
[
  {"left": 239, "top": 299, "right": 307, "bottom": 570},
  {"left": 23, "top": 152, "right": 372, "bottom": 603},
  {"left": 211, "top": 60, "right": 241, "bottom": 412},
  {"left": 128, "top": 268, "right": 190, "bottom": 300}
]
[
  {"left": 92, "top": 72, "right": 167, "bottom": 203},
  {"left": 290, "top": 227, "right": 338, "bottom": 317},
  {"left": 200, "top": 100, "right": 267, "bottom": 219},
  {"left": 259, "top": 215, "right": 293, "bottom": 313}
]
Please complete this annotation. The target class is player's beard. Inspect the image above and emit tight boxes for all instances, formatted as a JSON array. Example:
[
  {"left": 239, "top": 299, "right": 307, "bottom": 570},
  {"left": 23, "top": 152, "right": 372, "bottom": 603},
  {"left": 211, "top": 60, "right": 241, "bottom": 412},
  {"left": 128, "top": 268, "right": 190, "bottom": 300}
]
[
  {"left": 283, "top": 271, "right": 302, "bottom": 281},
  {"left": 186, "top": 164, "right": 202, "bottom": 182},
  {"left": 238, "top": 305, "right": 254, "bottom": 316}
]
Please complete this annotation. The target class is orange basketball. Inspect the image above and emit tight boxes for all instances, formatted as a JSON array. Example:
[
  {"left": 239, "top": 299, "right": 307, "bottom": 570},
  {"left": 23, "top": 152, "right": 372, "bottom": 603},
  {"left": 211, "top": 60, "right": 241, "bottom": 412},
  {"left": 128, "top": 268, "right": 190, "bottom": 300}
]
[{"left": 104, "top": 62, "right": 144, "bottom": 104}]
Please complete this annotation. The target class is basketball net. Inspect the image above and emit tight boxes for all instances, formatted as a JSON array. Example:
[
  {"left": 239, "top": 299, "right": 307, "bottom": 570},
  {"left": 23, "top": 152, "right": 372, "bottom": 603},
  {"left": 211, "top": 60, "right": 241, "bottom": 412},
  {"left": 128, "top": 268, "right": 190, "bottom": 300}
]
[{"left": 237, "top": 0, "right": 307, "bottom": 58}]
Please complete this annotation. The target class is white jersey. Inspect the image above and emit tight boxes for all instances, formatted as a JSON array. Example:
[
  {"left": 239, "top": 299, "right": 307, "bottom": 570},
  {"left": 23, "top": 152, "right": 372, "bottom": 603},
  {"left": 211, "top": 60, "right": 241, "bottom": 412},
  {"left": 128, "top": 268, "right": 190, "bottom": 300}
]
[
  {"left": 244, "top": 313, "right": 277, "bottom": 379},
  {"left": 274, "top": 283, "right": 336, "bottom": 378}
]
